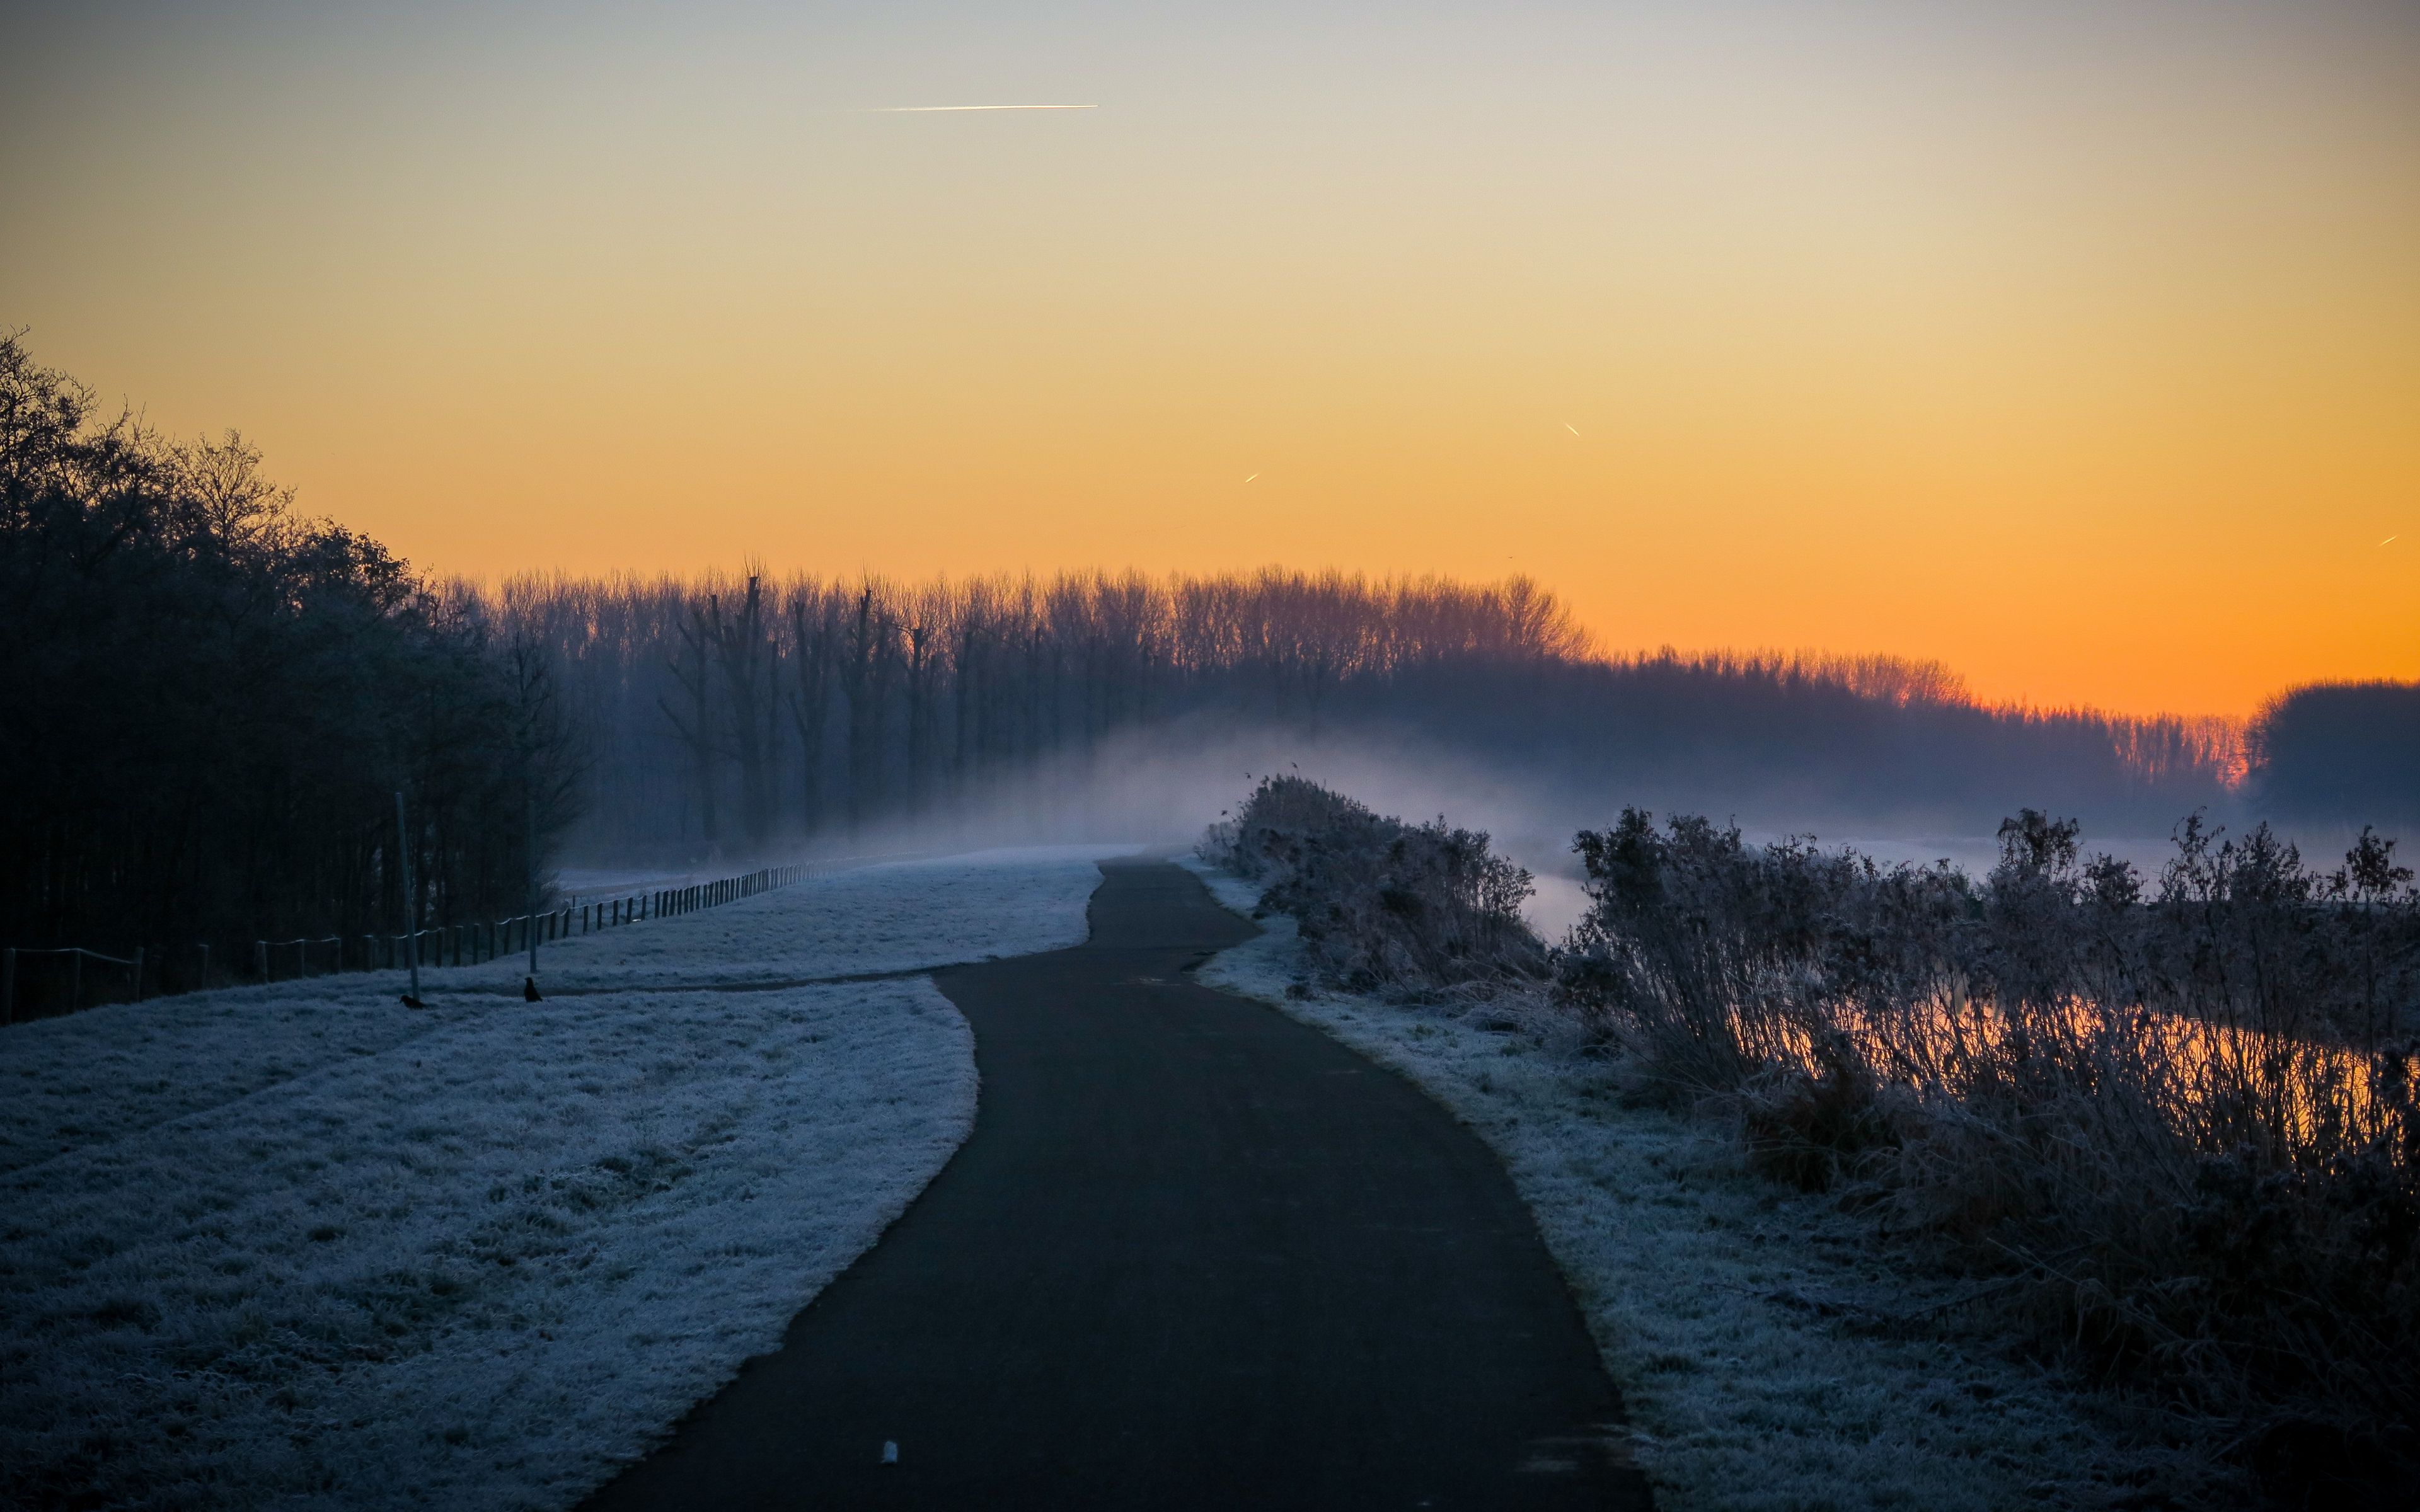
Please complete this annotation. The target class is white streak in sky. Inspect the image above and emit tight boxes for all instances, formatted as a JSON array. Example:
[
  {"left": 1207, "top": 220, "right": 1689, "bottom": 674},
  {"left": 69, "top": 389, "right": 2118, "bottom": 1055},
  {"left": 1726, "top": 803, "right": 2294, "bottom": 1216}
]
[
  {"left": 1245, "top": 474, "right": 1259, "bottom": 483},
  {"left": 1564, "top": 423, "right": 1581, "bottom": 436},
  {"left": 871, "top": 104, "right": 1099, "bottom": 112},
  {"left": 2384, "top": 536, "right": 2400, "bottom": 546}
]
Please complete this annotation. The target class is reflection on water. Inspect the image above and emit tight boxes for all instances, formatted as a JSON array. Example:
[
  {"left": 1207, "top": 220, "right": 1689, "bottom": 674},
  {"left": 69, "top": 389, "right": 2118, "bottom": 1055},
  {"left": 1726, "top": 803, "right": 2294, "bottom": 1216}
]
[{"left": 1748, "top": 989, "right": 2397, "bottom": 1153}]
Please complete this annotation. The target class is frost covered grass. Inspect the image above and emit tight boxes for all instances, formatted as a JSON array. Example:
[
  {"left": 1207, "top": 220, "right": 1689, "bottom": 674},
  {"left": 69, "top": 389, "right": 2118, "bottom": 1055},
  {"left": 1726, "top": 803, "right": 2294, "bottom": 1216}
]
[
  {"left": 0, "top": 846, "right": 1127, "bottom": 1511},
  {"left": 1181, "top": 857, "right": 2227, "bottom": 1511}
]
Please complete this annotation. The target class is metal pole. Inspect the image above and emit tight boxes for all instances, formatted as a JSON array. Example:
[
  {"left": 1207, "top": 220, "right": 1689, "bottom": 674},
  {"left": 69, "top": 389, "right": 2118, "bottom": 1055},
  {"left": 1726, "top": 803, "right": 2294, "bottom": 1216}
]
[
  {"left": 395, "top": 791, "right": 422, "bottom": 1003},
  {"left": 526, "top": 790, "right": 539, "bottom": 980}
]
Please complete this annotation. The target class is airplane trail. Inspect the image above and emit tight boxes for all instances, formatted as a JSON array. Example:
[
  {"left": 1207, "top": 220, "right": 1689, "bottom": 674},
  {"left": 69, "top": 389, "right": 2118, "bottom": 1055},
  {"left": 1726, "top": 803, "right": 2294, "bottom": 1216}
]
[{"left": 872, "top": 105, "right": 1099, "bottom": 112}]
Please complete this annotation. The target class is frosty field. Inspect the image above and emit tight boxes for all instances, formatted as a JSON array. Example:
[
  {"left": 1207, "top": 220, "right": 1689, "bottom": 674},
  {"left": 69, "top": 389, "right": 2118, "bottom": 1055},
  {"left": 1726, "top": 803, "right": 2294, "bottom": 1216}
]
[{"left": 0, "top": 847, "right": 1127, "bottom": 1512}]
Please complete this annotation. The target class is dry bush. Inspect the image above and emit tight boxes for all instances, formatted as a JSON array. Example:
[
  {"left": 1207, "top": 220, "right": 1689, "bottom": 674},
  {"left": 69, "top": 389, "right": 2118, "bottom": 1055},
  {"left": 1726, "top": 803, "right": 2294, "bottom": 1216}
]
[
  {"left": 1203, "top": 775, "right": 1547, "bottom": 994},
  {"left": 1560, "top": 806, "right": 2420, "bottom": 1506}
]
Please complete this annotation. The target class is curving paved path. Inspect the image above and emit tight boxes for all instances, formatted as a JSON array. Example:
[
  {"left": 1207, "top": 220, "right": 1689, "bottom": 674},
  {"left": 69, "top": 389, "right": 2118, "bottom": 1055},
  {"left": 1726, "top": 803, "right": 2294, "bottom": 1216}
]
[{"left": 582, "top": 858, "right": 1649, "bottom": 1510}]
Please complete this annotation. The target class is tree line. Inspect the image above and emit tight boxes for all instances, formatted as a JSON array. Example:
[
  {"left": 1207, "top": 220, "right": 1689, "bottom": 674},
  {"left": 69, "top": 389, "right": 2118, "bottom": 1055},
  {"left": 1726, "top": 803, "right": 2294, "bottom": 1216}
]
[
  {"left": 485, "top": 570, "right": 2283, "bottom": 863},
  {"left": 2252, "top": 679, "right": 2420, "bottom": 826},
  {"left": 0, "top": 335, "right": 577, "bottom": 998},
  {"left": 484, "top": 567, "right": 1590, "bottom": 857}
]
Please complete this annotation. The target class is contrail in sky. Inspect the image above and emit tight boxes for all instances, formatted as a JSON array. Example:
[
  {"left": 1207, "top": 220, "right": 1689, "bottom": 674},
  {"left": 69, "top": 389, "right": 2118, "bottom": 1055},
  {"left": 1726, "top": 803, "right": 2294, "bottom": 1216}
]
[{"left": 871, "top": 104, "right": 1099, "bottom": 112}]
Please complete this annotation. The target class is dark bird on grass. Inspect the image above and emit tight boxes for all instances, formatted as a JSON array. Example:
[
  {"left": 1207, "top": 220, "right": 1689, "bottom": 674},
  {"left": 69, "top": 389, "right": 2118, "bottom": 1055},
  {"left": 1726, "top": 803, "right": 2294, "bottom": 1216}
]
[
  {"left": 524, "top": 976, "right": 544, "bottom": 1002},
  {"left": 400, "top": 993, "right": 427, "bottom": 1009}
]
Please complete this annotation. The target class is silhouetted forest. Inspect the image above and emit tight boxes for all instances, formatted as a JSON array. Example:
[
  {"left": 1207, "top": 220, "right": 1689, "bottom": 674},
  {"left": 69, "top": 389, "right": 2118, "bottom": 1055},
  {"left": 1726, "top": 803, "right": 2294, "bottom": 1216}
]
[
  {"left": 485, "top": 571, "right": 2252, "bottom": 862},
  {"left": 2252, "top": 679, "right": 2420, "bottom": 825},
  {"left": 0, "top": 336, "right": 578, "bottom": 992},
  {"left": 485, "top": 568, "right": 1590, "bottom": 857}
]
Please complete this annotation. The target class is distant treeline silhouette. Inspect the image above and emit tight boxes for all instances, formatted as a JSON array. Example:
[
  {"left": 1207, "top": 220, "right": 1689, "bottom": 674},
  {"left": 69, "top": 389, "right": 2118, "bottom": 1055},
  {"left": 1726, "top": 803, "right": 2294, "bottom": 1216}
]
[
  {"left": 484, "top": 568, "right": 1588, "bottom": 857},
  {"left": 485, "top": 571, "right": 2271, "bottom": 861},
  {"left": 2252, "top": 680, "right": 2420, "bottom": 825},
  {"left": 0, "top": 335, "right": 578, "bottom": 990}
]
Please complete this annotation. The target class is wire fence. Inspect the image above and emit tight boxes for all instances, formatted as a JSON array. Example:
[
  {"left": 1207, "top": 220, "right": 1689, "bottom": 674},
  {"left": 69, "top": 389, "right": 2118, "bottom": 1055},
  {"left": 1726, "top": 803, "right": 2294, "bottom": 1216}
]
[{"left": 3, "top": 863, "right": 817, "bottom": 1026}]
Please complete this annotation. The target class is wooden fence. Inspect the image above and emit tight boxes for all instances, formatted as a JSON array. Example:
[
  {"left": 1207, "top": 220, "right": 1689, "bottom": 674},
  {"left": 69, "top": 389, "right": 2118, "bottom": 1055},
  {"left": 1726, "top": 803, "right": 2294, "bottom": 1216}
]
[{"left": 2, "top": 864, "right": 814, "bottom": 1025}]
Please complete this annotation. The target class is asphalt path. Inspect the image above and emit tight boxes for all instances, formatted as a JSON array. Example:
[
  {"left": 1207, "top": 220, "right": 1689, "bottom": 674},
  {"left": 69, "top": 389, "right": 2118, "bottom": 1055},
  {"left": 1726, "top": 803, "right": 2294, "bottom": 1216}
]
[{"left": 581, "top": 857, "right": 1649, "bottom": 1510}]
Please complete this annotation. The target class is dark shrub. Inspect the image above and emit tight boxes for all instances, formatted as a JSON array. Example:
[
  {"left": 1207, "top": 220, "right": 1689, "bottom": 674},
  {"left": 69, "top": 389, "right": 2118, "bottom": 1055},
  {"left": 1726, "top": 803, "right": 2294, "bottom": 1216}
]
[{"left": 1204, "top": 775, "right": 1545, "bottom": 992}]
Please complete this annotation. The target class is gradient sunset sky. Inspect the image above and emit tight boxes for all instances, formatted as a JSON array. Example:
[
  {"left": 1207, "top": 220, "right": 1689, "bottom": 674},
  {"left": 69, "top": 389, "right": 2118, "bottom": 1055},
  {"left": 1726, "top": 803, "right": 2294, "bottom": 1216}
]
[{"left": 3, "top": 0, "right": 2413, "bottom": 716}]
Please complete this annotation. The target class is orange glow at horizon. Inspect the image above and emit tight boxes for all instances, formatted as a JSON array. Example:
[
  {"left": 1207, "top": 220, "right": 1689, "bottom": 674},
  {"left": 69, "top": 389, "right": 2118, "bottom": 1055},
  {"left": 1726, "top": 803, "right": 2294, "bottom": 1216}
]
[{"left": 2, "top": 1, "right": 2412, "bottom": 718}]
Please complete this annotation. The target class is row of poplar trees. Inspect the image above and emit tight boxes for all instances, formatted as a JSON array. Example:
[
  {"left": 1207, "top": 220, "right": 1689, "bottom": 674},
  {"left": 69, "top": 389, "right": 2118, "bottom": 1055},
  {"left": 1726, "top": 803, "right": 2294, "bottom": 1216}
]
[{"left": 488, "top": 567, "right": 1587, "bottom": 857}]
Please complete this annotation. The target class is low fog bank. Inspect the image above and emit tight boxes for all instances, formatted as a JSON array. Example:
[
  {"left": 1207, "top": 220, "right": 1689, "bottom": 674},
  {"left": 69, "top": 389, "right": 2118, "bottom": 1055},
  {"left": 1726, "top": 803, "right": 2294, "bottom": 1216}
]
[{"left": 592, "top": 711, "right": 2382, "bottom": 944}]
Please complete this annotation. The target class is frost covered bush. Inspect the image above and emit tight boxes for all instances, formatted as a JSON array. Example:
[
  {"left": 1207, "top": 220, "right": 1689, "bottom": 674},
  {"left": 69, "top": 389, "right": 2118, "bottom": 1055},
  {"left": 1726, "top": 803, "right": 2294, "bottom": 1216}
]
[
  {"left": 1560, "top": 806, "right": 2420, "bottom": 1505},
  {"left": 1204, "top": 776, "right": 1546, "bottom": 993}
]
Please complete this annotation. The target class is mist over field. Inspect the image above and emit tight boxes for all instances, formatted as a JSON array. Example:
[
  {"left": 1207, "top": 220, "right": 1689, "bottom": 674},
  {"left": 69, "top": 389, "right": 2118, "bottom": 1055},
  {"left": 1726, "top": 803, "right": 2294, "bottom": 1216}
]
[{"left": 739, "top": 714, "right": 2294, "bottom": 940}]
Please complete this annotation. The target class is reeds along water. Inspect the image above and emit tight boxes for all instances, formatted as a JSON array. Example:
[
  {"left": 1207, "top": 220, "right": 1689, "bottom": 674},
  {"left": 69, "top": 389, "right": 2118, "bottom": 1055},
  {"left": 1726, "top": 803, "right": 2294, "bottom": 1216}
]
[
  {"left": 1714, "top": 982, "right": 2404, "bottom": 1169},
  {"left": 1562, "top": 806, "right": 2418, "bottom": 1150},
  {"left": 1551, "top": 806, "right": 2420, "bottom": 1492}
]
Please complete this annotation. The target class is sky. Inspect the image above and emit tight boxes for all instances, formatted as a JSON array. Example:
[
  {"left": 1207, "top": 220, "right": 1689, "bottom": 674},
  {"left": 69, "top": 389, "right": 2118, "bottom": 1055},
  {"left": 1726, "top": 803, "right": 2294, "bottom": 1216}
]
[{"left": 2, "top": 0, "right": 2414, "bottom": 717}]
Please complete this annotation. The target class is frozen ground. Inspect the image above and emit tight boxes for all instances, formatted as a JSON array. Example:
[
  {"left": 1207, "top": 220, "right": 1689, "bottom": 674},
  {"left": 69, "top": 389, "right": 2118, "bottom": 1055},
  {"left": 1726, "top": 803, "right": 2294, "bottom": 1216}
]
[
  {"left": 1180, "top": 856, "right": 2223, "bottom": 1512},
  {"left": 0, "top": 846, "right": 1129, "bottom": 1512}
]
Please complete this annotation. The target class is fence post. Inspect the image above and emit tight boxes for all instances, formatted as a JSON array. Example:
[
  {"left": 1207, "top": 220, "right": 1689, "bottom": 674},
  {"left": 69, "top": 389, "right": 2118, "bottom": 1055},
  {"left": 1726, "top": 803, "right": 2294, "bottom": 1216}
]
[
  {"left": 393, "top": 791, "right": 424, "bottom": 1003},
  {"left": 133, "top": 946, "right": 145, "bottom": 1002}
]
